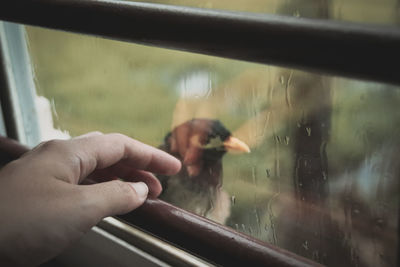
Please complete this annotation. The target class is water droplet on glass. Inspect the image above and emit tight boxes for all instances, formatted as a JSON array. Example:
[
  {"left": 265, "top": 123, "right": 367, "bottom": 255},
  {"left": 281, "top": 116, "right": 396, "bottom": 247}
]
[
  {"left": 209, "top": 199, "right": 214, "bottom": 210},
  {"left": 231, "top": 195, "right": 236, "bottom": 205},
  {"left": 306, "top": 127, "right": 312, "bottom": 136},
  {"left": 254, "top": 209, "right": 260, "bottom": 225},
  {"left": 302, "top": 240, "right": 309, "bottom": 250},
  {"left": 312, "top": 250, "right": 319, "bottom": 261},
  {"left": 284, "top": 136, "right": 290, "bottom": 145}
]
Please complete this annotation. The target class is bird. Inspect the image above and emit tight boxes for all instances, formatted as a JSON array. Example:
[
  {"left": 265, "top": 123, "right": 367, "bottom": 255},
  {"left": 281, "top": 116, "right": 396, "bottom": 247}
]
[{"left": 157, "top": 118, "right": 250, "bottom": 224}]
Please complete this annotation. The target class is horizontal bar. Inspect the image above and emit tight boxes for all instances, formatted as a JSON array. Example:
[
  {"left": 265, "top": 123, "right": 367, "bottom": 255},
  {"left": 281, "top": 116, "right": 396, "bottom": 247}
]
[
  {"left": 99, "top": 217, "right": 211, "bottom": 267},
  {"left": 0, "top": 135, "right": 318, "bottom": 266},
  {"left": 0, "top": 0, "right": 399, "bottom": 85},
  {"left": 117, "top": 199, "right": 318, "bottom": 266}
]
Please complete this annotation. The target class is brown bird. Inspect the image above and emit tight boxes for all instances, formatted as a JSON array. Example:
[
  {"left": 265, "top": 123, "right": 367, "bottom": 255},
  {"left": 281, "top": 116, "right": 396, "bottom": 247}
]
[{"left": 157, "top": 119, "right": 250, "bottom": 223}]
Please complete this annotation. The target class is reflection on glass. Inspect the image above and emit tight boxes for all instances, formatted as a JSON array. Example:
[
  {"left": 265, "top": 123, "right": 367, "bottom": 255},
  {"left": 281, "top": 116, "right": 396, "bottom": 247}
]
[
  {"left": 131, "top": 0, "right": 400, "bottom": 25},
  {"left": 26, "top": 16, "right": 399, "bottom": 267}
]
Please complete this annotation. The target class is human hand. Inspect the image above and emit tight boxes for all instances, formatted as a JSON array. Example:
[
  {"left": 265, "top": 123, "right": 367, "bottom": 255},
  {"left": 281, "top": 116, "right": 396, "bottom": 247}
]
[{"left": 0, "top": 132, "right": 181, "bottom": 266}]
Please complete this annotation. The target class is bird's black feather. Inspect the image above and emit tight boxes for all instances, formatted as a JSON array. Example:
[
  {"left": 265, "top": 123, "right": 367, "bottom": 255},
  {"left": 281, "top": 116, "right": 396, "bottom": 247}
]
[{"left": 157, "top": 119, "right": 232, "bottom": 220}]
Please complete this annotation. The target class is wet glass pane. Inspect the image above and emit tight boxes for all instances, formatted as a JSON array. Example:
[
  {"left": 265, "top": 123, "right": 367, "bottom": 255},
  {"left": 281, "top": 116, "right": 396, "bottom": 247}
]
[
  {"left": 26, "top": 25, "right": 399, "bottom": 266},
  {"left": 129, "top": 0, "right": 400, "bottom": 25}
]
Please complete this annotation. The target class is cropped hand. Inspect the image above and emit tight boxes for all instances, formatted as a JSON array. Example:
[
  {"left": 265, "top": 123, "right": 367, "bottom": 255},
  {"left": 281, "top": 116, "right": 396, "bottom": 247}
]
[{"left": 0, "top": 132, "right": 181, "bottom": 266}]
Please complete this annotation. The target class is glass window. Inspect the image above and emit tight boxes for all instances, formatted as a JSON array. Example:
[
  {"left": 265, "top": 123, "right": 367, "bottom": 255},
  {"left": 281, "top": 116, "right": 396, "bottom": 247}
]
[
  {"left": 131, "top": 0, "right": 400, "bottom": 25},
  {"left": 26, "top": 21, "right": 399, "bottom": 267}
]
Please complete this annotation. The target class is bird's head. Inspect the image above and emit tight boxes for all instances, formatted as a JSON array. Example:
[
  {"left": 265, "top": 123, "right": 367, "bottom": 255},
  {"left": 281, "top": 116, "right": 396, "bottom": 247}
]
[{"left": 162, "top": 119, "right": 250, "bottom": 178}]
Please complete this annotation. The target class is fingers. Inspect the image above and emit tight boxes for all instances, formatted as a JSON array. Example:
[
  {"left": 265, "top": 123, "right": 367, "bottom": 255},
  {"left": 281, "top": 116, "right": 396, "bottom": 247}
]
[
  {"left": 69, "top": 133, "right": 181, "bottom": 182},
  {"left": 80, "top": 180, "right": 149, "bottom": 220},
  {"left": 74, "top": 131, "right": 103, "bottom": 139},
  {"left": 88, "top": 164, "right": 162, "bottom": 197}
]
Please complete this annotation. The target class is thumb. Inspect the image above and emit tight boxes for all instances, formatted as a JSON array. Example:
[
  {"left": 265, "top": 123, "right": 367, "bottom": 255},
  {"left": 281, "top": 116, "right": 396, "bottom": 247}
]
[{"left": 82, "top": 180, "right": 149, "bottom": 220}]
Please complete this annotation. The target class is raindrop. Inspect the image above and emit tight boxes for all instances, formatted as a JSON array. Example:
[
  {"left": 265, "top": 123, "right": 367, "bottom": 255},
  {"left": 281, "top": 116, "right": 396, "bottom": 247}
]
[
  {"left": 241, "top": 224, "right": 246, "bottom": 232},
  {"left": 209, "top": 199, "right": 214, "bottom": 211},
  {"left": 299, "top": 183, "right": 303, "bottom": 187},
  {"left": 248, "top": 227, "right": 253, "bottom": 235},
  {"left": 284, "top": 136, "right": 290, "bottom": 145},
  {"left": 302, "top": 240, "right": 309, "bottom": 250},
  {"left": 353, "top": 209, "right": 360, "bottom": 215},
  {"left": 293, "top": 10, "right": 301, "bottom": 17},
  {"left": 254, "top": 209, "right": 260, "bottom": 225},
  {"left": 264, "top": 224, "right": 268, "bottom": 231},
  {"left": 312, "top": 250, "right": 319, "bottom": 261},
  {"left": 306, "top": 127, "right": 312, "bottom": 136},
  {"left": 297, "top": 122, "right": 301, "bottom": 128},
  {"left": 322, "top": 172, "right": 327, "bottom": 180},
  {"left": 235, "top": 224, "right": 239, "bottom": 231},
  {"left": 279, "top": 76, "right": 285, "bottom": 85},
  {"left": 266, "top": 168, "right": 271, "bottom": 178},
  {"left": 231, "top": 195, "right": 236, "bottom": 205},
  {"left": 275, "top": 135, "right": 282, "bottom": 144},
  {"left": 252, "top": 166, "right": 257, "bottom": 186}
]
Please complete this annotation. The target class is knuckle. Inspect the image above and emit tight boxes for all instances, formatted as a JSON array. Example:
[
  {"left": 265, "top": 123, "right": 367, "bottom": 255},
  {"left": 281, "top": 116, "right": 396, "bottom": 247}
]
[
  {"left": 37, "top": 139, "right": 66, "bottom": 153},
  {"left": 107, "top": 133, "right": 128, "bottom": 142},
  {"left": 88, "top": 131, "right": 103, "bottom": 136}
]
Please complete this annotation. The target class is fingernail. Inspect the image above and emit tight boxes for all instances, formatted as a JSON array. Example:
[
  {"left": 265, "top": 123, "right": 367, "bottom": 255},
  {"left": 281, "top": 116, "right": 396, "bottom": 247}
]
[{"left": 129, "top": 182, "right": 148, "bottom": 199}]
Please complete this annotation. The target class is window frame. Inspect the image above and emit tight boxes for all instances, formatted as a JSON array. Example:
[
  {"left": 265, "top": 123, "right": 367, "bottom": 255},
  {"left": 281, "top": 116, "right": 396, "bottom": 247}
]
[
  {"left": 1, "top": 0, "right": 399, "bottom": 85},
  {"left": 0, "top": 21, "right": 40, "bottom": 146},
  {"left": 0, "top": 0, "right": 399, "bottom": 266}
]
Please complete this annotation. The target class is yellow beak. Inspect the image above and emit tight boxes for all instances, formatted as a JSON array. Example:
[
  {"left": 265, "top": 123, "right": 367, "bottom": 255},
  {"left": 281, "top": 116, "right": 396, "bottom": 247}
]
[{"left": 223, "top": 136, "right": 251, "bottom": 153}]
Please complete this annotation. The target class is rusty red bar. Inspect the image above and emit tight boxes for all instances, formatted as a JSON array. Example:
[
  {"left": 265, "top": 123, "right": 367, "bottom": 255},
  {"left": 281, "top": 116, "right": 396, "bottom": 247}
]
[{"left": 117, "top": 198, "right": 318, "bottom": 266}]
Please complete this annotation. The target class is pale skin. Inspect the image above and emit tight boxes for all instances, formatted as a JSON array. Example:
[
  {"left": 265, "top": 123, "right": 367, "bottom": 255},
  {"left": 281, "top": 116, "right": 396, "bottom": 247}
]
[{"left": 0, "top": 132, "right": 181, "bottom": 266}]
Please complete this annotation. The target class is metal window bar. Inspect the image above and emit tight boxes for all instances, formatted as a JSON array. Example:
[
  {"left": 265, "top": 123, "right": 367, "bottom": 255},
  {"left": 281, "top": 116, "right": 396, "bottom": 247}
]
[
  {"left": 0, "top": 0, "right": 399, "bottom": 86},
  {"left": 0, "top": 22, "right": 41, "bottom": 146}
]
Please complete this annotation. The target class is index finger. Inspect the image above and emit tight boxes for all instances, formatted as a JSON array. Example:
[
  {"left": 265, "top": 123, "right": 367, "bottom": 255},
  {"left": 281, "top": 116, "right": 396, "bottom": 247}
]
[{"left": 71, "top": 133, "right": 181, "bottom": 180}]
